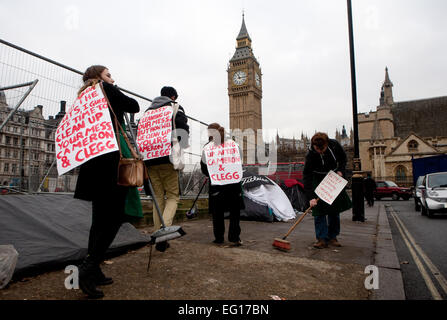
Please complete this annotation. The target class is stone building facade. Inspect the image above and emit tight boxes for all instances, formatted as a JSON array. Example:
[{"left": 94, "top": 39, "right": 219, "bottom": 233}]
[
  {"left": 358, "top": 68, "right": 447, "bottom": 186},
  {"left": 0, "top": 89, "right": 68, "bottom": 191}
]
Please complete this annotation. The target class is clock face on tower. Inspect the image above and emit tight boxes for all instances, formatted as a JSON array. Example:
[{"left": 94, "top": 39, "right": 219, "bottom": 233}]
[
  {"left": 255, "top": 72, "right": 261, "bottom": 87},
  {"left": 233, "top": 70, "right": 247, "bottom": 85}
]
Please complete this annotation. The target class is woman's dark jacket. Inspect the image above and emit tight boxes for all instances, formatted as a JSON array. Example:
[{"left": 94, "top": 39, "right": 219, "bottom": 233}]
[
  {"left": 200, "top": 142, "right": 244, "bottom": 213},
  {"left": 74, "top": 82, "right": 140, "bottom": 201},
  {"left": 303, "top": 139, "right": 347, "bottom": 202}
]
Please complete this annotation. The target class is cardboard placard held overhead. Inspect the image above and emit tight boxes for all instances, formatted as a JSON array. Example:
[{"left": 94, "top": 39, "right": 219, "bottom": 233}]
[
  {"left": 55, "top": 84, "right": 118, "bottom": 175},
  {"left": 137, "top": 105, "right": 173, "bottom": 160},
  {"left": 204, "top": 140, "right": 243, "bottom": 186},
  {"left": 314, "top": 170, "right": 348, "bottom": 205}
]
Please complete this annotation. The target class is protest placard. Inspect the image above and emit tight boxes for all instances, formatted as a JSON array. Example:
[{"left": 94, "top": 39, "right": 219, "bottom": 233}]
[
  {"left": 314, "top": 170, "right": 348, "bottom": 205},
  {"left": 55, "top": 84, "right": 118, "bottom": 176},
  {"left": 204, "top": 140, "right": 242, "bottom": 186},
  {"left": 136, "top": 105, "right": 173, "bottom": 160}
]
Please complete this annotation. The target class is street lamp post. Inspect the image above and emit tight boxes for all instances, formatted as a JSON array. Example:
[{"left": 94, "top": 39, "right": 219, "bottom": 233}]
[{"left": 346, "top": 0, "right": 365, "bottom": 222}]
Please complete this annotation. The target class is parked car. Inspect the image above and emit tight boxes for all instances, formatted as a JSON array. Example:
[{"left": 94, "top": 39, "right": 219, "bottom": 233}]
[
  {"left": 420, "top": 171, "right": 447, "bottom": 218},
  {"left": 413, "top": 175, "right": 425, "bottom": 211},
  {"left": 374, "top": 180, "right": 412, "bottom": 200}
]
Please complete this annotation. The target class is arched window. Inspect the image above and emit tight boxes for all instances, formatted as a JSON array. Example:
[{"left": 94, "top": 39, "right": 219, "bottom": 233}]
[
  {"left": 407, "top": 140, "right": 419, "bottom": 152},
  {"left": 395, "top": 165, "right": 407, "bottom": 185}
]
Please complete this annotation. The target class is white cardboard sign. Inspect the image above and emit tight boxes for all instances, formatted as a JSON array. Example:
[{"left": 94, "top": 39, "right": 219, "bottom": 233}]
[
  {"left": 204, "top": 140, "right": 243, "bottom": 186},
  {"left": 55, "top": 84, "right": 118, "bottom": 176},
  {"left": 136, "top": 105, "right": 173, "bottom": 160},
  {"left": 314, "top": 170, "right": 348, "bottom": 205}
]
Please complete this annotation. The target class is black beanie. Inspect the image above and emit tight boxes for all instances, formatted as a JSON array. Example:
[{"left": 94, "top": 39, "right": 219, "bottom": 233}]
[{"left": 161, "top": 86, "right": 178, "bottom": 99}]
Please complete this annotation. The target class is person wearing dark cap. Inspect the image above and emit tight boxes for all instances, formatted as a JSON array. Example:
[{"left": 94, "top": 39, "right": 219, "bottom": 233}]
[
  {"left": 143, "top": 86, "right": 189, "bottom": 252},
  {"left": 303, "top": 132, "right": 352, "bottom": 249}
]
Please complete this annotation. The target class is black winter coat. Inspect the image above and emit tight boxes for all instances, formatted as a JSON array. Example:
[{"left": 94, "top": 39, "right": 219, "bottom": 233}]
[
  {"left": 74, "top": 82, "right": 140, "bottom": 201},
  {"left": 303, "top": 139, "right": 347, "bottom": 202}
]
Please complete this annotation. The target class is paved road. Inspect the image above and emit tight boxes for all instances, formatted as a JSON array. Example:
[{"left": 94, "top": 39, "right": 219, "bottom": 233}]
[{"left": 379, "top": 199, "right": 447, "bottom": 300}]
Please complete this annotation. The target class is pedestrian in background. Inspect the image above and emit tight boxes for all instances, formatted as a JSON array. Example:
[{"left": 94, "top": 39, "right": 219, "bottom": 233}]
[
  {"left": 143, "top": 86, "right": 189, "bottom": 252},
  {"left": 74, "top": 65, "right": 140, "bottom": 299},
  {"left": 201, "top": 123, "right": 244, "bottom": 246},
  {"left": 303, "top": 132, "right": 352, "bottom": 249},
  {"left": 364, "top": 173, "right": 377, "bottom": 207}
]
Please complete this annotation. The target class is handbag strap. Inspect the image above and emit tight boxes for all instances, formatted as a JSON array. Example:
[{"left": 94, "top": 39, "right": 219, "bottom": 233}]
[{"left": 99, "top": 82, "right": 140, "bottom": 159}]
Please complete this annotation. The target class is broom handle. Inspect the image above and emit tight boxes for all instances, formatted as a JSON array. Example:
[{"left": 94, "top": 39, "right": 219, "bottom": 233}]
[
  {"left": 145, "top": 173, "right": 167, "bottom": 229},
  {"left": 283, "top": 199, "right": 318, "bottom": 239},
  {"left": 188, "top": 178, "right": 208, "bottom": 211}
]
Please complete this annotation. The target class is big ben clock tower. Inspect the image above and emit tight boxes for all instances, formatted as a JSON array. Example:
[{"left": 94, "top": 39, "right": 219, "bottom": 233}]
[{"left": 228, "top": 13, "right": 263, "bottom": 163}]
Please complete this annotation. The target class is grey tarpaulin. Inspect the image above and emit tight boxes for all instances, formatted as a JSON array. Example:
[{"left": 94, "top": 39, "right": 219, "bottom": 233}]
[
  {"left": 225, "top": 195, "right": 274, "bottom": 222},
  {"left": 0, "top": 245, "right": 18, "bottom": 289},
  {"left": 0, "top": 194, "right": 149, "bottom": 277},
  {"left": 241, "top": 197, "right": 274, "bottom": 222}
]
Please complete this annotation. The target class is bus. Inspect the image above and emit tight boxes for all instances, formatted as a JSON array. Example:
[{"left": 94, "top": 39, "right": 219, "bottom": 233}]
[{"left": 243, "top": 162, "right": 304, "bottom": 184}]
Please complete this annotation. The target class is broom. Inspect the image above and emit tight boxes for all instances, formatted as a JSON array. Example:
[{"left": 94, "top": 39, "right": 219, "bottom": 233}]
[
  {"left": 272, "top": 199, "right": 318, "bottom": 251},
  {"left": 121, "top": 113, "right": 186, "bottom": 271},
  {"left": 122, "top": 114, "right": 186, "bottom": 245},
  {"left": 121, "top": 115, "right": 186, "bottom": 271},
  {"left": 146, "top": 174, "right": 186, "bottom": 244},
  {"left": 186, "top": 178, "right": 208, "bottom": 219}
]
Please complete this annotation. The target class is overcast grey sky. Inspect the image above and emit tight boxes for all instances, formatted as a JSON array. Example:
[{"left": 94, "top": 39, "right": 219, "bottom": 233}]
[{"left": 1, "top": 0, "right": 446, "bottom": 141}]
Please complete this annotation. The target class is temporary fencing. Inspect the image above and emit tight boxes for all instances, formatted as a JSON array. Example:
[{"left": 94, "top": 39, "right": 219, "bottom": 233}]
[
  {"left": 0, "top": 39, "right": 209, "bottom": 195},
  {"left": 0, "top": 38, "right": 288, "bottom": 198}
]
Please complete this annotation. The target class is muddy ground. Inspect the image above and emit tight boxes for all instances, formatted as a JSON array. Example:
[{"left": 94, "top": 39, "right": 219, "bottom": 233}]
[{"left": 1, "top": 217, "right": 370, "bottom": 300}]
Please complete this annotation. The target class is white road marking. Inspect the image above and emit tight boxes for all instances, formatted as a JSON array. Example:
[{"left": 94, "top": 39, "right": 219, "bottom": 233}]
[{"left": 389, "top": 208, "right": 442, "bottom": 300}]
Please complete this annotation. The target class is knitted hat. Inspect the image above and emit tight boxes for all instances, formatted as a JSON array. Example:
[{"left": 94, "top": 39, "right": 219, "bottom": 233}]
[{"left": 161, "top": 86, "right": 178, "bottom": 99}]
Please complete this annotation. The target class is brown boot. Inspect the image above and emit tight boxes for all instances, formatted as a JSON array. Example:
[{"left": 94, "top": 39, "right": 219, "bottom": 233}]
[
  {"left": 313, "top": 239, "right": 328, "bottom": 249},
  {"left": 328, "top": 238, "right": 342, "bottom": 247}
]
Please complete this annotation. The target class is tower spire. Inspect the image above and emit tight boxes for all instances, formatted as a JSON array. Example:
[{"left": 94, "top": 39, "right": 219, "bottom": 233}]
[
  {"left": 384, "top": 67, "right": 392, "bottom": 86},
  {"left": 230, "top": 12, "right": 256, "bottom": 62},
  {"left": 380, "top": 66, "right": 394, "bottom": 106},
  {"left": 237, "top": 12, "right": 251, "bottom": 42}
]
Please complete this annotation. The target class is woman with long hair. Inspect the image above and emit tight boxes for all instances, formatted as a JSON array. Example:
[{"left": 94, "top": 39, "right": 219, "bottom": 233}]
[
  {"left": 200, "top": 123, "right": 244, "bottom": 246},
  {"left": 74, "top": 65, "right": 140, "bottom": 298}
]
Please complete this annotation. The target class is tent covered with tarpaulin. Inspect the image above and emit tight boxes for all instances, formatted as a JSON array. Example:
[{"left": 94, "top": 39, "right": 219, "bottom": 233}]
[
  {"left": 0, "top": 194, "right": 149, "bottom": 278},
  {"left": 280, "top": 179, "right": 309, "bottom": 213},
  {"left": 236, "top": 173, "right": 296, "bottom": 222}
]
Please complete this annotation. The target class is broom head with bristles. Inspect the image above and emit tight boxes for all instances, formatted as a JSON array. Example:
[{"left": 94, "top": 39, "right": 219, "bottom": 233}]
[
  {"left": 150, "top": 225, "right": 186, "bottom": 244},
  {"left": 272, "top": 238, "right": 291, "bottom": 251}
]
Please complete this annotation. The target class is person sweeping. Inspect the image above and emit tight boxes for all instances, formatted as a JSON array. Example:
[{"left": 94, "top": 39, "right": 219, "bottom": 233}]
[{"left": 303, "top": 132, "right": 352, "bottom": 249}]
